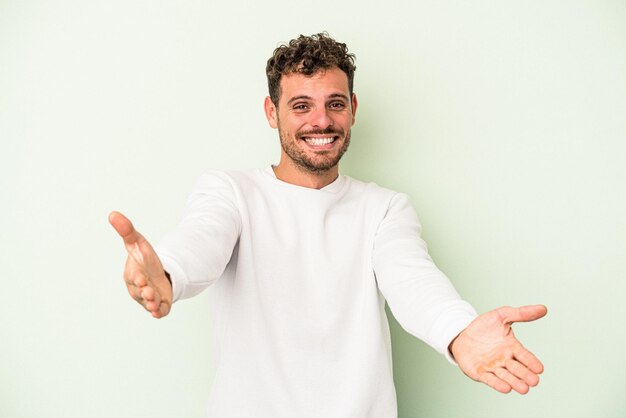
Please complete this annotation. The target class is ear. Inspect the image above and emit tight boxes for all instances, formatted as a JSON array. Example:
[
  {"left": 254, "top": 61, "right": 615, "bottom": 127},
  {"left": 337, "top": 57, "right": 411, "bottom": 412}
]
[
  {"left": 350, "top": 93, "right": 358, "bottom": 125},
  {"left": 264, "top": 96, "right": 278, "bottom": 129}
]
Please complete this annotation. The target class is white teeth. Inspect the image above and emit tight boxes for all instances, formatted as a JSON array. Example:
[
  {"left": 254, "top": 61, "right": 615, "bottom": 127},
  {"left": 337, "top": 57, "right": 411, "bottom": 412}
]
[{"left": 303, "top": 137, "right": 335, "bottom": 145}]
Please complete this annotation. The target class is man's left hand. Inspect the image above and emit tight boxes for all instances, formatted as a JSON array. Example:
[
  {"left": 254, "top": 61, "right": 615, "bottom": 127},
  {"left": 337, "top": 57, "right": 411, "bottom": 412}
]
[{"left": 449, "top": 305, "right": 547, "bottom": 394}]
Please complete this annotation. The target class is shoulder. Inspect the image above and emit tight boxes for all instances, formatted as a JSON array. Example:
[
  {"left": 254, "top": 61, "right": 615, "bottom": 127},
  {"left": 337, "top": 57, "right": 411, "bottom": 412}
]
[
  {"left": 343, "top": 175, "right": 421, "bottom": 222},
  {"left": 342, "top": 175, "right": 400, "bottom": 204}
]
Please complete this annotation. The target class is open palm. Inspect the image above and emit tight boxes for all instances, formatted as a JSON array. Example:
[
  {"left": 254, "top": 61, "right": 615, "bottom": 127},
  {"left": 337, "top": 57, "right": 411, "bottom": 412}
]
[
  {"left": 450, "top": 305, "right": 547, "bottom": 394},
  {"left": 109, "top": 211, "right": 172, "bottom": 318}
]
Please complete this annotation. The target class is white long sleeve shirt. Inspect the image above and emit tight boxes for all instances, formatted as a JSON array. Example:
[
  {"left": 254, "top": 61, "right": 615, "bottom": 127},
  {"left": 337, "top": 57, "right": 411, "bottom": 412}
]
[{"left": 156, "top": 167, "right": 477, "bottom": 418}]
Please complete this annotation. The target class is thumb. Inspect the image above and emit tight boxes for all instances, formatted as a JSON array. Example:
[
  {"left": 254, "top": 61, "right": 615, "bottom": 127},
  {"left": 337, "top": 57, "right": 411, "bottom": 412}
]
[
  {"left": 498, "top": 304, "right": 548, "bottom": 324},
  {"left": 108, "top": 211, "right": 138, "bottom": 241}
]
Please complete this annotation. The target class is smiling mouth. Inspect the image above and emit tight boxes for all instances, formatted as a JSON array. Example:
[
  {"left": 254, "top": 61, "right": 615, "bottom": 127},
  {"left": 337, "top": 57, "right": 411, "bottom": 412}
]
[{"left": 301, "top": 136, "right": 338, "bottom": 146}]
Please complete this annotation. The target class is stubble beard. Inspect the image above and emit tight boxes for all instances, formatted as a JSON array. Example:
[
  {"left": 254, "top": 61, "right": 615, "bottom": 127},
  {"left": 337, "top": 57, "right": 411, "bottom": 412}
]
[{"left": 278, "top": 127, "right": 351, "bottom": 174}]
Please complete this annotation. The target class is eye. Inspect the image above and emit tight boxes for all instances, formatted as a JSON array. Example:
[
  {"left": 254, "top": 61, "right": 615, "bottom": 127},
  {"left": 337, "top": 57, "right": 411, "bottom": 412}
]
[
  {"left": 329, "top": 101, "right": 346, "bottom": 110},
  {"left": 292, "top": 103, "right": 310, "bottom": 112}
]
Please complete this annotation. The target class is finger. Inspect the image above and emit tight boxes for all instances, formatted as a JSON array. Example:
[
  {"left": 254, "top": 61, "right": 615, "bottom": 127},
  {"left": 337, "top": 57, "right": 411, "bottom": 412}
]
[
  {"left": 130, "top": 283, "right": 166, "bottom": 316},
  {"left": 494, "top": 367, "right": 530, "bottom": 394},
  {"left": 124, "top": 261, "right": 143, "bottom": 302},
  {"left": 152, "top": 300, "right": 171, "bottom": 319},
  {"left": 109, "top": 211, "right": 145, "bottom": 249},
  {"left": 141, "top": 286, "right": 162, "bottom": 307},
  {"left": 141, "top": 285, "right": 164, "bottom": 312},
  {"left": 124, "top": 254, "right": 140, "bottom": 283},
  {"left": 514, "top": 345, "right": 544, "bottom": 375},
  {"left": 147, "top": 301, "right": 167, "bottom": 318},
  {"left": 497, "top": 305, "right": 548, "bottom": 324},
  {"left": 124, "top": 249, "right": 148, "bottom": 285},
  {"left": 141, "top": 286, "right": 156, "bottom": 302},
  {"left": 145, "top": 300, "right": 160, "bottom": 313},
  {"left": 505, "top": 359, "right": 540, "bottom": 387},
  {"left": 135, "top": 292, "right": 157, "bottom": 313},
  {"left": 127, "top": 284, "right": 143, "bottom": 303},
  {"left": 477, "top": 372, "right": 512, "bottom": 394},
  {"left": 132, "top": 270, "right": 148, "bottom": 288}
]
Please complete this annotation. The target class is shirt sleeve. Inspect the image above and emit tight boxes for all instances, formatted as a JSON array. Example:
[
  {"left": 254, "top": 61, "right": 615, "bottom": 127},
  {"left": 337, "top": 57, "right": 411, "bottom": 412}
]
[
  {"left": 372, "top": 193, "right": 477, "bottom": 363},
  {"left": 155, "top": 171, "right": 242, "bottom": 302}
]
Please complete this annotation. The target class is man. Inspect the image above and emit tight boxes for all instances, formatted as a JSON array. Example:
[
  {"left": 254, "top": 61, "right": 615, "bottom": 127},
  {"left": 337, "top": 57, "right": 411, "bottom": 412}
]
[{"left": 109, "top": 33, "right": 547, "bottom": 417}]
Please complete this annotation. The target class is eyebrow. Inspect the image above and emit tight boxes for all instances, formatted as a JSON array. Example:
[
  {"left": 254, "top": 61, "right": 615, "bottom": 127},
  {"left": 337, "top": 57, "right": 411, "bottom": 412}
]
[
  {"left": 287, "top": 95, "right": 312, "bottom": 105},
  {"left": 328, "top": 93, "right": 351, "bottom": 102},
  {"left": 286, "top": 93, "right": 350, "bottom": 105}
]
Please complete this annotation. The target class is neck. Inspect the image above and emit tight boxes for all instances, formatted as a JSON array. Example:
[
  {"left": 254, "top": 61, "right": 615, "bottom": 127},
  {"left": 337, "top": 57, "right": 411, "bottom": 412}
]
[{"left": 272, "top": 161, "right": 339, "bottom": 190}]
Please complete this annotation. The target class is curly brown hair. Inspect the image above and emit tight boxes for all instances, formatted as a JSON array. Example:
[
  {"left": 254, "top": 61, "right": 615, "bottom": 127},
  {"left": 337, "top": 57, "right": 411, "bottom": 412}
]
[{"left": 266, "top": 33, "right": 356, "bottom": 106}]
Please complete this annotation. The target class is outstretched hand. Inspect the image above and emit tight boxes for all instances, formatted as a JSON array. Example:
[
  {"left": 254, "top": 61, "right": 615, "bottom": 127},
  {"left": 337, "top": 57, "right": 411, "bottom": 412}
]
[
  {"left": 109, "top": 211, "right": 172, "bottom": 318},
  {"left": 449, "top": 305, "right": 547, "bottom": 394}
]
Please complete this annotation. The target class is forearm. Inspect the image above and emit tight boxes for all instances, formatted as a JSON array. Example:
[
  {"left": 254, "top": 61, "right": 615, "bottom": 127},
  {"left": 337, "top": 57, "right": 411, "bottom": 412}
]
[
  {"left": 373, "top": 193, "right": 477, "bottom": 358},
  {"left": 155, "top": 171, "right": 242, "bottom": 301}
]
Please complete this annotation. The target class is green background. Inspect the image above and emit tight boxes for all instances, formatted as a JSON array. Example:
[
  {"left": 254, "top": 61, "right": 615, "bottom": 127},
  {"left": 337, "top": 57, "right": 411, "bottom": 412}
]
[{"left": 1, "top": 0, "right": 625, "bottom": 417}]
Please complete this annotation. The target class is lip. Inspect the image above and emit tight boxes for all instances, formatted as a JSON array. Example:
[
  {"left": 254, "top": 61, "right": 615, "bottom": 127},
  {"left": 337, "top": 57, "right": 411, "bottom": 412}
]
[{"left": 300, "top": 135, "right": 339, "bottom": 150}]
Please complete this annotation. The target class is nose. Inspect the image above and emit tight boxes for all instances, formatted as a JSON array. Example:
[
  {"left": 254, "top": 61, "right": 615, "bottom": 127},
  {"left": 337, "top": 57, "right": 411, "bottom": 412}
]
[{"left": 310, "top": 107, "right": 333, "bottom": 129}]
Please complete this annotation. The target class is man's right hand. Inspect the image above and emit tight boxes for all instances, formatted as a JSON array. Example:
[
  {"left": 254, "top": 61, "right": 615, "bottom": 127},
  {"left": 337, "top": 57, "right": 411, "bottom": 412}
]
[{"left": 109, "top": 211, "right": 172, "bottom": 318}]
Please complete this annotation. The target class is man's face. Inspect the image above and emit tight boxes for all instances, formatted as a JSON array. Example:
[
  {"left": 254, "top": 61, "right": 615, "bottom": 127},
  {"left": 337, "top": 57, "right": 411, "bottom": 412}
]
[{"left": 264, "top": 67, "right": 357, "bottom": 173}]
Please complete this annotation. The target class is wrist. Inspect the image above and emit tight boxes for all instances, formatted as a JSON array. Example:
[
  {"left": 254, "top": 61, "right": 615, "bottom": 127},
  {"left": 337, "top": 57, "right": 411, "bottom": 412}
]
[
  {"left": 164, "top": 270, "right": 172, "bottom": 288},
  {"left": 448, "top": 334, "right": 460, "bottom": 361}
]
